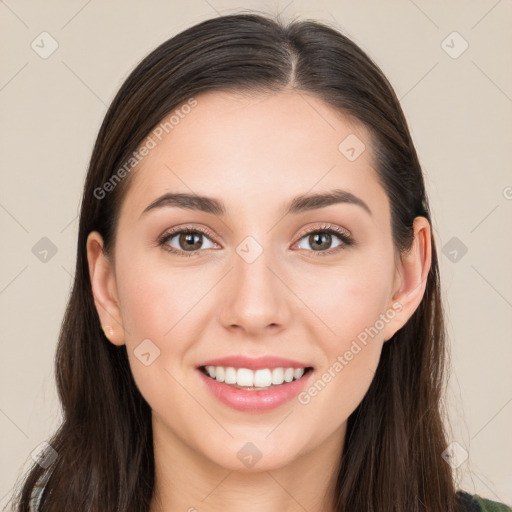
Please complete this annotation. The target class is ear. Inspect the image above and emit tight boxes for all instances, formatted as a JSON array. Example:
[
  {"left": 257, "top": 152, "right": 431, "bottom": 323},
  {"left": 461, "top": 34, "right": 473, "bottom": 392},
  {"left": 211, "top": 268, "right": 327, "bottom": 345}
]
[
  {"left": 86, "top": 231, "right": 125, "bottom": 346},
  {"left": 382, "top": 216, "right": 432, "bottom": 342}
]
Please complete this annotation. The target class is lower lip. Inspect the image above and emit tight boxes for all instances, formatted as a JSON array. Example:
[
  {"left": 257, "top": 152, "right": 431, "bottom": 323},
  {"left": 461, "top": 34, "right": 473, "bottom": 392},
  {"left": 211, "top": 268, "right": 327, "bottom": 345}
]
[{"left": 197, "top": 368, "right": 313, "bottom": 412}]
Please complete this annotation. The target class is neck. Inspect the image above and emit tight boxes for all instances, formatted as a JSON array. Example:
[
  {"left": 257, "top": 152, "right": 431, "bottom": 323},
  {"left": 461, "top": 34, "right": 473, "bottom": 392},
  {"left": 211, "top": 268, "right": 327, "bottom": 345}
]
[{"left": 149, "top": 418, "right": 345, "bottom": 512}]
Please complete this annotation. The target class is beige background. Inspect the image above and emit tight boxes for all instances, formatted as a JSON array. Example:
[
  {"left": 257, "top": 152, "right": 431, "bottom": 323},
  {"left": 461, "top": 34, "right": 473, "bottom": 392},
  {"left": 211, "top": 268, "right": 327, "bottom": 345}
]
[{"left": 1, "top": 0, "right": 511, "bottom": 507}]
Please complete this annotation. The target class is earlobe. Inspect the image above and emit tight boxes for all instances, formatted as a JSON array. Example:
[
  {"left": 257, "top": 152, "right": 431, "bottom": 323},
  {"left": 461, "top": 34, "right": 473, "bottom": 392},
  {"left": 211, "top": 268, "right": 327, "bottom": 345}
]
[
  {"left": 86, "top": 231, "right": 125, "bottom": 346},
  {"left": 382, "top": 217, "right": 432, "bottom": 342}
]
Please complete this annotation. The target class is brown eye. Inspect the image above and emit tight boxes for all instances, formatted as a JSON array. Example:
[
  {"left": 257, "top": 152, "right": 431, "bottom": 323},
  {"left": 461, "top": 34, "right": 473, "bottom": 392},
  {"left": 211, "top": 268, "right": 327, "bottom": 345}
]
[
  {"left": 177, "top": 232, "right": 204, "bottom": 251},
  {"left": 294, "top": 224, "right": 355, "bottom": 257},
  {"left": 158, "top": 227, "right": 218, "bottom": 256},
  {"left": 306, "top": 232, "right": 334, "bottom": 251}
]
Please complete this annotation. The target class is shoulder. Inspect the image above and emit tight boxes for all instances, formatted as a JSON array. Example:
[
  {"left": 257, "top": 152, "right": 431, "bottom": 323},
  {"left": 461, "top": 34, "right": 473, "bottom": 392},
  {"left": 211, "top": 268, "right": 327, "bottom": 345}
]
[{"left": 456, "top": 490, "right": 512, "bottom": 512}]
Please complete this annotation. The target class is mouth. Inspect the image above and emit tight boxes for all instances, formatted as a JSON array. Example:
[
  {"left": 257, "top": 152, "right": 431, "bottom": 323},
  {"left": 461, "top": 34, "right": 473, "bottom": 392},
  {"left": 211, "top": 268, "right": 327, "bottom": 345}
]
[{"left": 198, "top": 365, "right": 314, "bottom": 391}]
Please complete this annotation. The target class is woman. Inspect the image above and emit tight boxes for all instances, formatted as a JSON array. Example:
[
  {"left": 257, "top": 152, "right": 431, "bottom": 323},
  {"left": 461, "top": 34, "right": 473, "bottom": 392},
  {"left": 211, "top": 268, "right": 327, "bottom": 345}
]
[{"left": 10, "top": 12, "right": 511, "bottom": 512}]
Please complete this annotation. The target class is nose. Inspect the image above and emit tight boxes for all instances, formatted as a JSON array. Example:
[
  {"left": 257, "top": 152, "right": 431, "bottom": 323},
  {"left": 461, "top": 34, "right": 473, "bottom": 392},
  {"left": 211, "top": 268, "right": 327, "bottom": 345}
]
[{"left": 218, "top": 245, "right": 291, "bottom": 336}]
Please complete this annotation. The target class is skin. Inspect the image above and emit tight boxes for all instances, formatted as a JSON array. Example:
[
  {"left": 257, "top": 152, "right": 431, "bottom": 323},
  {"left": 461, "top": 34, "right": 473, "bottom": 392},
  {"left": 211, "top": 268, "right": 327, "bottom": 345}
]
[{"left": 87, "top": 89, "right": 431, "bottom": 512}]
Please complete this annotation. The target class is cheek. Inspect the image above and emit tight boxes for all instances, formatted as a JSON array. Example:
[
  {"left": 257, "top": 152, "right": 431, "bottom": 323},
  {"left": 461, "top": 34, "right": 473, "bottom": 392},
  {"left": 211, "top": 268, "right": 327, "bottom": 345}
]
[
  {"left": 295, "top": 253, "right": 393, "bottom": 431},
  {"left": 335, "top": 280, "right": 389, "bottom": 346},
  {"left": 295, "top": 252, "right": 392, "bottom": 404},
  {"left": 114, "top": 251, "right": 217, "bottom": 387},
  {"left": 116, "top": 252, "right": 210, "bottom": 343},
  {"left": 114, "top": 258, "right": 202, "bottom": 416},
  {"left": 302, "top": 260, "right": 393, "bottom": 348},
  {"left": 297, "top": 275, "right": 387, "bottom": 437}
]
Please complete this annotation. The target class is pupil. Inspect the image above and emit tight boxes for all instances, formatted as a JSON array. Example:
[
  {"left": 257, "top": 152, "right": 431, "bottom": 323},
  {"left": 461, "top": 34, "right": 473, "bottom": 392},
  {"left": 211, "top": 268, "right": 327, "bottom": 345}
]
[
  {"left": 181, "top": 232, "right": 201, "bottom": 250},
  {"left": 311, "top": 233, "right": 330, "bottom": 250}
]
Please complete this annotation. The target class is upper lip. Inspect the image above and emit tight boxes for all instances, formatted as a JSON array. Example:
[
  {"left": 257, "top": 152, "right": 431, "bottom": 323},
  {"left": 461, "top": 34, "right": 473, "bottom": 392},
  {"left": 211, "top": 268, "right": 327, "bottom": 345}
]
[{"left": 197, "top": 355, "right": 313, "bottom": 371}]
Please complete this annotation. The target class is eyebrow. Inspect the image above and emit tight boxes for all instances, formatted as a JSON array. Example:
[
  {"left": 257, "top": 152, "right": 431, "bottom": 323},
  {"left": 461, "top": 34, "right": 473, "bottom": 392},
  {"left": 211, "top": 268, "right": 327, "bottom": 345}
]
[{"left": 139, "top": 188, "right": 372, "bottom": 219}]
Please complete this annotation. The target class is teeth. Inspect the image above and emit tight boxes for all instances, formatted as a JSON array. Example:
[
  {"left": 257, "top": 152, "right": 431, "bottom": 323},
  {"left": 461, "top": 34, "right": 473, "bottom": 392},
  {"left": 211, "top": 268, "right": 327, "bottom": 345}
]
[
  {"left": 284, "top": 368, "right": 294, "bottom": 382},
  {"left": 203, "top": 366, "right": 307, "bottom": 388},
  {"left": 271, "top": 367, "right": 284, "bottom": 385},
  {"left": 237, "top": 368, "right": 254, "bottom": 387},
  {"left": 224, "top": 367, "right": 237, "bottom": 384},
  {"left": 254, "top": 369, "right": 272, "bottom": 387},
  {"left": 293, "top": 368, "right": 305, "bottom": 380},
  {"left": 215, "top": 366, "right": 225, "bottom": 382}
]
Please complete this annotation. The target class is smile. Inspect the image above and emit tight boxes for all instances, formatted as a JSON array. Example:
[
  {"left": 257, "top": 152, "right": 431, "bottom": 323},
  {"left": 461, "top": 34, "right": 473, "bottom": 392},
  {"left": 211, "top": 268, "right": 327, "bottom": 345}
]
[
  {"left": 197, "top": 366, "right": 314, "bottom": 412},
  {"left": 200, "top": 365, "right": 312, "bottom": 389}
]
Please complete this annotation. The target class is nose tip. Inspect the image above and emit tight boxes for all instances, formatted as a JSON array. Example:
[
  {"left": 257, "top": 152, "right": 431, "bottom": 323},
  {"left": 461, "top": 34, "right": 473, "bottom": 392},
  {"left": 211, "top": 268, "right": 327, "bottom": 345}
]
[{"left": 218, "top": 255, "right": 290, "bottom": 335}]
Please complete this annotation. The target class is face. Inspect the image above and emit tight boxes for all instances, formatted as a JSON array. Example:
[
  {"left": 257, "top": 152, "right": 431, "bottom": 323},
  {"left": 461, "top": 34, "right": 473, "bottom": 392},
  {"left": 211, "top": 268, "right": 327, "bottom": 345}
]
[{"left": 87, "top": 89, "right": 430, "bottom": 472}]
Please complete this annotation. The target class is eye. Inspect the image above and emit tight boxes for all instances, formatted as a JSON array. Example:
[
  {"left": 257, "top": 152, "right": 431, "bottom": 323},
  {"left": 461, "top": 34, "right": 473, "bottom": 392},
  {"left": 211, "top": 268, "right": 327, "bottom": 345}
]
[
  {"left": 157, "top": 226, "right": 218, "bottom": 257},
  {"left": 294, "top": 223, "right": 354, "bottom": 257},
  {"left": 157, "top": 223, "right": 354, "bottom": 258}
]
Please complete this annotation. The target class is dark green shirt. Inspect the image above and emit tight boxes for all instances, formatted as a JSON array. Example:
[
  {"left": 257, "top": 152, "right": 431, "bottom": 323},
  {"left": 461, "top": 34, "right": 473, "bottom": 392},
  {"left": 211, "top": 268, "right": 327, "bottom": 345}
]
[{"left": 457, "top": 490, "right": 512, "bottom": 511}]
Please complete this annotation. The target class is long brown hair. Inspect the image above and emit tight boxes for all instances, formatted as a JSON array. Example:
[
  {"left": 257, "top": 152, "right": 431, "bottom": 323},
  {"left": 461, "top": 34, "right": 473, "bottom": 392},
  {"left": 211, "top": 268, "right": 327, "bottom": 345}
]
[{"left": 9, "top": 12, "right": 461, "bottom": 511}]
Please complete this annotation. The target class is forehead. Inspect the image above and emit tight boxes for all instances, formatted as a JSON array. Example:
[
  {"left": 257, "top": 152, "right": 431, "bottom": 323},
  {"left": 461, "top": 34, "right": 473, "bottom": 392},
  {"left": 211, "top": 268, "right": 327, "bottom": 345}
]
[{"left": 119, "top": 89, "right": 387, "bottom": 223}]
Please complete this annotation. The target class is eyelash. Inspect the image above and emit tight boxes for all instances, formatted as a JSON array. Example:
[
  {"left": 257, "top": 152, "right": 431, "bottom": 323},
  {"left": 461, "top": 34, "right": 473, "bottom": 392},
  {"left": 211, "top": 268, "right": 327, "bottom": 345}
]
[{"left": 156, "top": 223, "right": 355, "bottom": 258}]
